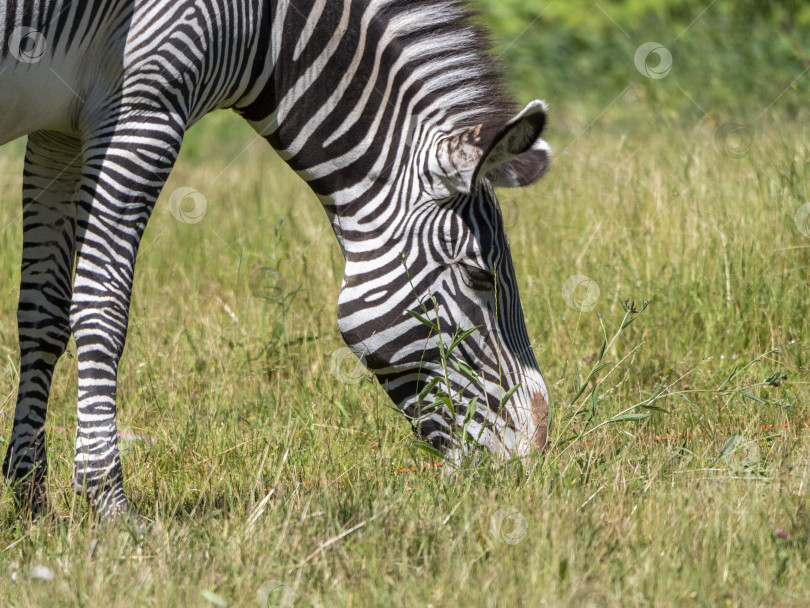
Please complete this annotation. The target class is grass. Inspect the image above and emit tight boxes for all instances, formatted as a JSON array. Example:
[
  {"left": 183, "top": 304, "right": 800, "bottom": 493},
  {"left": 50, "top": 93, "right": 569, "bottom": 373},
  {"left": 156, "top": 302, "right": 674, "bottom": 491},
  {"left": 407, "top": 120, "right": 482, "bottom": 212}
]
[{"left": 0, "top": 93, "right": 808, "bottom": 606}]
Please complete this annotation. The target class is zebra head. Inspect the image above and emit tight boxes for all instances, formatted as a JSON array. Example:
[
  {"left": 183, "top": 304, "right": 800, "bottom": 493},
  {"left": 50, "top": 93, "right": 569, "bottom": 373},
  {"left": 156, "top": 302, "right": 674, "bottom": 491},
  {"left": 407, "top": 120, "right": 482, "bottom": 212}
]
[{"left": 336, "top": 101, "right": 551, "bottom": 461}]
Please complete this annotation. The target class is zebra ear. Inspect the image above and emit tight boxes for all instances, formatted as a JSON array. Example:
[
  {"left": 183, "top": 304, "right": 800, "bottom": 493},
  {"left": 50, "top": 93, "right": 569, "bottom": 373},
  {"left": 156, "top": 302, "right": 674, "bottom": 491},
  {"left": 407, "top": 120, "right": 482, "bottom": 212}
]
[
  {"left": 431, "top": 100, "right": 550, "bottom": 195},
  {"left": 483, "top": 137, "right": 551, "bottom": 188},
  {"left": 478, "top": 100, "right": 551, "bottom": 188}
]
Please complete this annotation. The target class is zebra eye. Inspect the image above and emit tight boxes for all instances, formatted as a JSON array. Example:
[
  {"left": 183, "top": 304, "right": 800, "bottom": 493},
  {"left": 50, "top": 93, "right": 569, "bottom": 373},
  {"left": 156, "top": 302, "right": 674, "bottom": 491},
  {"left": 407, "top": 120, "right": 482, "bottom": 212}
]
[{"left": 458, "top": 263, "right": 496, "bottom": 291}]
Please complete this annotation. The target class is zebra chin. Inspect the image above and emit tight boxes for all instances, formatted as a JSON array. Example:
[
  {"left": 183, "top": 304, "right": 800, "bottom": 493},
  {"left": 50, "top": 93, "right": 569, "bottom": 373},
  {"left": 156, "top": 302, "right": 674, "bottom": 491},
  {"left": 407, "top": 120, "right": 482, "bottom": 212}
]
[{"left": 372, "top": 363, "right": 550, "bottom": 462}]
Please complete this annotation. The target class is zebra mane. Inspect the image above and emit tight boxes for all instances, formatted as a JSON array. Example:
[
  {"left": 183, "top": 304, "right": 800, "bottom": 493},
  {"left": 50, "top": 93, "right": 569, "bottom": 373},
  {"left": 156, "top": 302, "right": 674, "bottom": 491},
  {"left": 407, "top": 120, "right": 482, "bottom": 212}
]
[{"left": 373, "top": 0, "right": 517, "bottom": 130}]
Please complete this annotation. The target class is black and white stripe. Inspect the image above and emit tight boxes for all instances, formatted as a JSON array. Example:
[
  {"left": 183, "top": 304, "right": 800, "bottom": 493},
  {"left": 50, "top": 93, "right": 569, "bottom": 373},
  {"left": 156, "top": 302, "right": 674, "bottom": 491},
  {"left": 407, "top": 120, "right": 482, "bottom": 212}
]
[{"left": 1, "top": 0, "right": 551, "bottom": 519}]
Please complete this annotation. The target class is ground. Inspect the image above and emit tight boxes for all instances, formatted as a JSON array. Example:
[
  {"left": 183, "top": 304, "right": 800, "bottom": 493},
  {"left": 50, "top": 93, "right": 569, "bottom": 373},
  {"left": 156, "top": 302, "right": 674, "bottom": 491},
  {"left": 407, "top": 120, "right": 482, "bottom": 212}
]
[{"left": 0, "top": 93, "right": 808, "bottom": 605}]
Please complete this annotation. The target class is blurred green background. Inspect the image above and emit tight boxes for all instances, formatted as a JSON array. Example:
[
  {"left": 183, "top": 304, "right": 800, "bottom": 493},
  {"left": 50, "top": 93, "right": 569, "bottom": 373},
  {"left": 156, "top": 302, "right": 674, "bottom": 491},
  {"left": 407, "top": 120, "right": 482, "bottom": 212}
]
[{"left": 474, "top": 0, "right": 808, "bottom": 127}]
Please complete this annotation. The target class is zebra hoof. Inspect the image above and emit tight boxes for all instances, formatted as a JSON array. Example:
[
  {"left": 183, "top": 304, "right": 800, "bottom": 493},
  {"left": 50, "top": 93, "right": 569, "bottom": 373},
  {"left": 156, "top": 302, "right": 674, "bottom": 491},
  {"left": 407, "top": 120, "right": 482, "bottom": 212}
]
[
  {"left": 10, "top": 484, "right": 49, "bottom": 521},
  {"left": 92, "top": 493, "right": 150, "bottom": 534},
  {"left": 3, "top": 467, "right": 49, "bottom": 519}
]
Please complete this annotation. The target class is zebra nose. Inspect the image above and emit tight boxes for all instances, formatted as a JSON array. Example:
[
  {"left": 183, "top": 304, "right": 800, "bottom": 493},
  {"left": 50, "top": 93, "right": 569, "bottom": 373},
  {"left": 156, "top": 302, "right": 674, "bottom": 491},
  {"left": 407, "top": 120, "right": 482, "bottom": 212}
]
[{"left": 529, "top": 390, "right": 550, "bottom": 451}]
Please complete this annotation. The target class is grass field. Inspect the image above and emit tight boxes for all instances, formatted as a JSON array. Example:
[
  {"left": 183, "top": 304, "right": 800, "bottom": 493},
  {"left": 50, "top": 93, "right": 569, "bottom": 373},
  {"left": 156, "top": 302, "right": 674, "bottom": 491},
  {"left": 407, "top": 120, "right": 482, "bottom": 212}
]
[{"left": 1, "top": 79, "right": 809, "bottom": 606}]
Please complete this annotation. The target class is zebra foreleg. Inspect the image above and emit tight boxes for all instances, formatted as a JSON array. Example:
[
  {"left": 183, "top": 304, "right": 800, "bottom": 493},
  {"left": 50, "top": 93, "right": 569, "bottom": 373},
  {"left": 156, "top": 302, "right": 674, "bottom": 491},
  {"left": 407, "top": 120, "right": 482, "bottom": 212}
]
[
  {"left": 2, "top": 132, "right": 81, "bottom": 517},
  {"left": 69, "top": 116, "right": 183, "bottom": 520}
]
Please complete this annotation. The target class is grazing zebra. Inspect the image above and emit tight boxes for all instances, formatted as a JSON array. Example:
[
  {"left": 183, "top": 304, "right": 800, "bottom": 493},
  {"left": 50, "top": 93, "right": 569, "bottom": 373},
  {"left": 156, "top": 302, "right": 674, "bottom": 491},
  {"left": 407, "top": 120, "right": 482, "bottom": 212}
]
[{"left": 0, "top": 0, "right": 552, "bottom": 521}]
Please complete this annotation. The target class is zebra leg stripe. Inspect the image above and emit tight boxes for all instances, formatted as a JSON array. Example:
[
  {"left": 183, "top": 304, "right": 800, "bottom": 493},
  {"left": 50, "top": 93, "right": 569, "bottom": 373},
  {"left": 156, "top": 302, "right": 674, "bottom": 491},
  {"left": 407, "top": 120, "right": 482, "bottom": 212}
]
[
  {"left": 69, "top": 115, "right": 182, "bottom": 518},
  {"left": 2, "top": 131, "right": 80, "bottom": 515}
]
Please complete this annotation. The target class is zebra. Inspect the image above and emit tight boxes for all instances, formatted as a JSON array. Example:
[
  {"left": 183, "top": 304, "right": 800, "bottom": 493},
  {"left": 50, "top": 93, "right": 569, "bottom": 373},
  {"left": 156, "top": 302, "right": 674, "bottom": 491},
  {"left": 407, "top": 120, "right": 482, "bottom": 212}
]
[{"left": 0, "top": 0, "right": 552, "bottom": 521}]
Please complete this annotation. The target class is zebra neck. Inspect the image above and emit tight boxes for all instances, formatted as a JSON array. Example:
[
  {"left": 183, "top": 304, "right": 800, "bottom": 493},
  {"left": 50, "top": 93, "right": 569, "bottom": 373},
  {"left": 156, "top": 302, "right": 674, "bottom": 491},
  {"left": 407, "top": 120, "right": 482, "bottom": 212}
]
[{"left": 236, "top": 0, "right": 512, "bottom": 228}]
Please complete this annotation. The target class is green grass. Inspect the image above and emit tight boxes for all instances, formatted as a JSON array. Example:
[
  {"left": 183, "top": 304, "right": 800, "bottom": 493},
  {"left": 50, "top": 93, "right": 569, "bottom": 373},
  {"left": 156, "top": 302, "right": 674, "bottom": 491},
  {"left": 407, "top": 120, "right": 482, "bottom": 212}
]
[{"left": 0, "top": 99, "right": 808, "bottom": 607}]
